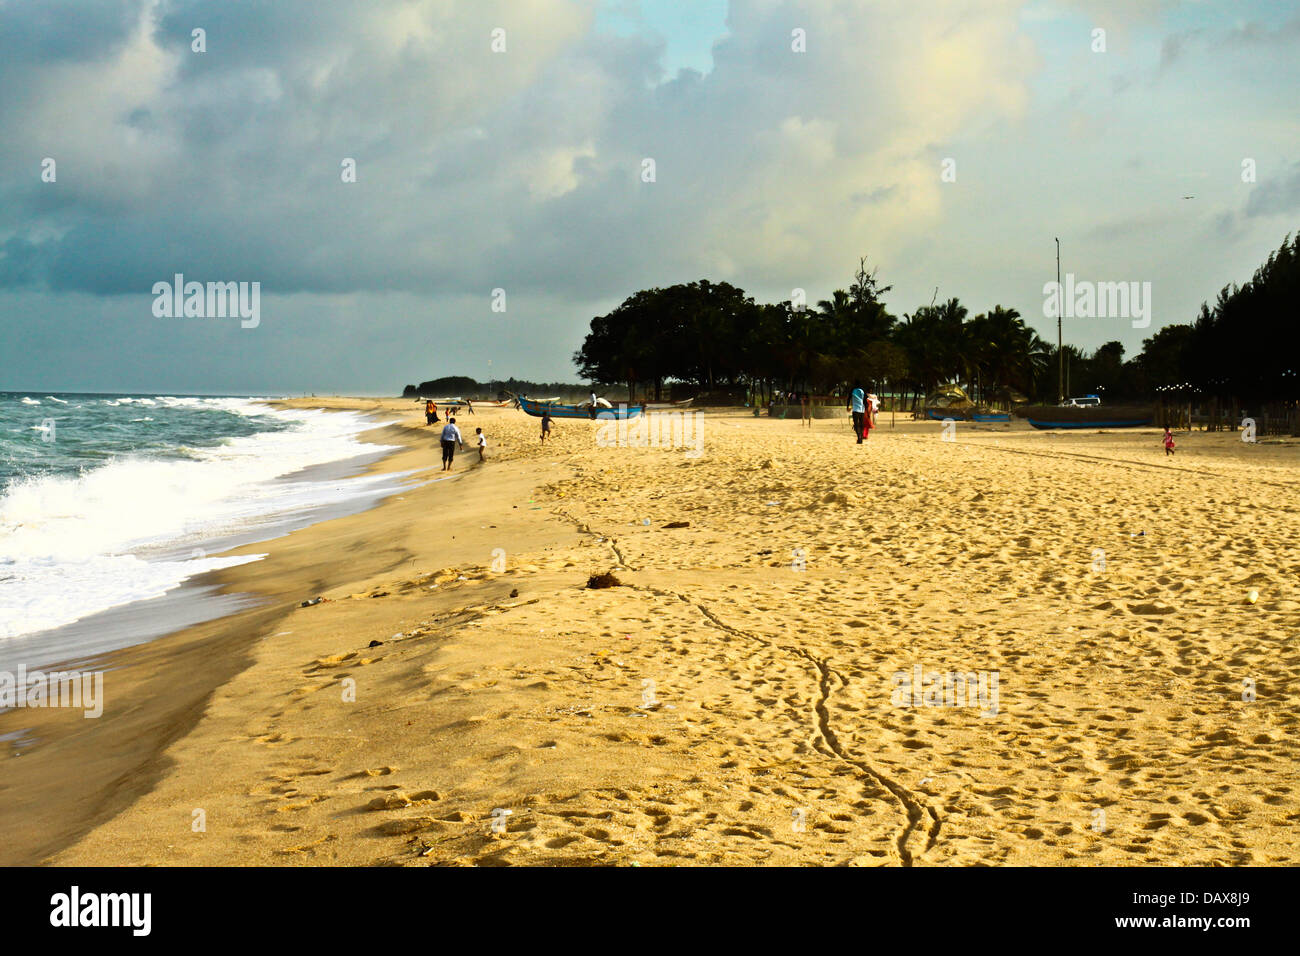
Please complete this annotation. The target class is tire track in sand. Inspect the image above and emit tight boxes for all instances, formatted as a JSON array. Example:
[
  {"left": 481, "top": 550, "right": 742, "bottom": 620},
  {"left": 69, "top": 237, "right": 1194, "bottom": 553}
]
[
  {"left": 791, "top": 647, "right": 942, "bottom": 864},
  {"left": 647, "top": 585, "right": 941, "bottom": 866},
  {"left": 552, "top": 506, "right": 637, "bottom": 570},
  {"left": 548, "top": 505, "right": 941, "bottom": 864}
]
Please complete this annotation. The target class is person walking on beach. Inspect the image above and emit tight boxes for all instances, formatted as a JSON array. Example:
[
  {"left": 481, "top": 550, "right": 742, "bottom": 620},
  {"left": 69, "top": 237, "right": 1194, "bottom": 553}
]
[
  {"left": 800, "top": 391, "right": 811, "bottom": 428},
  {"left": 1163, "top": 426, "right": 1176, "bottom": 456},
  {"left": 848, "top": 384, "right": 867, "bottom": 443},
  {"left": 440, "top": 417, "right": 464, "bottom": 471},
  {"left": 861, "top": 392, "right": 875, "bottom": 441},
  {"left": 541, "top": 408, "right": 552, "bottom": 444},
  {"left": 464, "top": 399, "right": 474, "bottom": 415},
  {"left": 425, "top": 399, "right": 436, "bottom": 425},
  {"left": 476, "top": 427, "right": 486, "bottom": 461}
]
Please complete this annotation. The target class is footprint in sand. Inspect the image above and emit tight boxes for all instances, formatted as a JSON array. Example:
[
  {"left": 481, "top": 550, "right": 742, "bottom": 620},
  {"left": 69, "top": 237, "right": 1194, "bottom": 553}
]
[
  {"left": 253, "top": 732, "right": 298, "bottom": 747},
  {"left": 365, "top": 790, "right": 442, "bottom": 811},
  {"left": 348, "top": 766, "right": 399, "bottom": 778}
]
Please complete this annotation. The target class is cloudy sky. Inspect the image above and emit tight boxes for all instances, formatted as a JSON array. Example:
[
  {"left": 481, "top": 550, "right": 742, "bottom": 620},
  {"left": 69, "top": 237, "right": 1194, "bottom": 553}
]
[{"left": 1, "top": 0, "right": 1297, "bottom": 394}]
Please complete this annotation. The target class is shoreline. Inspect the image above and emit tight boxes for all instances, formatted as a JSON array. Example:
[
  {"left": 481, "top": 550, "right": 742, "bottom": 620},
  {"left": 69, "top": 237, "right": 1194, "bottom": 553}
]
[
  {"left": 0, "top": 401, "right": 534, "bottom": 864},
  {"left": 4, "top": 401, "right": 1296, "bottom": 866},
  {"left": 0, "top": 444, "right": 411, "bottom": 677}
]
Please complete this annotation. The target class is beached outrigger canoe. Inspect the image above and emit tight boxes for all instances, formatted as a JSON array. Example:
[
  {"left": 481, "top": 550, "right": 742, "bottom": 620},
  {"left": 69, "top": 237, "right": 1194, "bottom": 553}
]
[
  {"left": 925, "top": 407, "right": 963, "bottom": 421},
  {"left": 1019, "top": 404, "right": 1154, "bottom": 429},
  {"left": 925, "top": 407, "right": 1011, "bottom": 423},
  {"left": 518, "top": 396, "right": 645, "bottom": 419}
]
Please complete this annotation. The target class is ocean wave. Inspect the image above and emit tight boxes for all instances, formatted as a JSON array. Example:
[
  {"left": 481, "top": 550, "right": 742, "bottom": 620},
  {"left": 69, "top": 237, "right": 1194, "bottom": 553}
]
[
  {"left": 0, "top": 552, "right": 263, "bottom": 640},
  {"left": 0, "top": 404, "right": 401, "bottom": 641}
]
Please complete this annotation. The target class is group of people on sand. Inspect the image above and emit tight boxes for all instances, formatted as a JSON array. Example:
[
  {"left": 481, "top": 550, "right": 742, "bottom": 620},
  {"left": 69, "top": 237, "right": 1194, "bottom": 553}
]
[
  {"left": 788, "top": 389, "right": 877, "bottom": 438},
  {"left": 424, "top": 400, "right": 565, "bottom": 466},
  {"left": 847, "top": 384, "right": 879, "bottom": 443},
  {"left": 429, "top": 387, "right": 881, "bottom": 465},
  {"left": 789, "top": 389, "right": 1182, "bottom": 452},
  {"left": 424, "top": 398, "right": 473, "bottom": 425},
  {"left": 767, "top": 387, "right": 881, "bottom": 439},
  {"left": 423, "top": 402, "right": 485, "bottom": 471}
]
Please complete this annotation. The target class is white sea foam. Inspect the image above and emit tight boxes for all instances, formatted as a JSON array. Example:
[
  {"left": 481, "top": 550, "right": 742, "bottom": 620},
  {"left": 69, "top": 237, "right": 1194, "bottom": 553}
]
[{"left": 0, "top": 401, "right": 403, "bottom": 641}]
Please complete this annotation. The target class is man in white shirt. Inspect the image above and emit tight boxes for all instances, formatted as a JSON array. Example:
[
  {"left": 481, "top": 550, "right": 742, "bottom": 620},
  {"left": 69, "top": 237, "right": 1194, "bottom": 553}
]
[{"left": 440, "top": 417, "right": 464, "bottom": 471}]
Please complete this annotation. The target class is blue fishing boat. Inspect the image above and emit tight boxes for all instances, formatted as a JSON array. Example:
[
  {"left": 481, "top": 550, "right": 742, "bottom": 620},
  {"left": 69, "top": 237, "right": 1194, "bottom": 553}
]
[
  {"left": 925, "top": 407, "right": 968, "bottom": 421},
  {"left": 928, "top": 407, "right": 1011, "bottom": 423},
  {"left": 1021, "top": 404, "right": 1153, "bottom": 429},
  {"left": 518, "top": 396, "right": 645, "bottom": 420}
]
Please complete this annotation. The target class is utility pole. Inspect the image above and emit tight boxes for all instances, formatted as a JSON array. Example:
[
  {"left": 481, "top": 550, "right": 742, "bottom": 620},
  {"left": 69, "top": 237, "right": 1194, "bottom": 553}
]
[{"left": 1056, "top": 238, "right": 1063, "bottom": 404}]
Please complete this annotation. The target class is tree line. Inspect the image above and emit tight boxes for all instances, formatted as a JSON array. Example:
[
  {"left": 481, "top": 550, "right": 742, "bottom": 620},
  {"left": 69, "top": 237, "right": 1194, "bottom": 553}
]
[
  {"left": 402, "top": 375, "right": 589, "bottom": 401},
  {"left": 573, "top": 235, "right": 1299, "bottom": 408}
]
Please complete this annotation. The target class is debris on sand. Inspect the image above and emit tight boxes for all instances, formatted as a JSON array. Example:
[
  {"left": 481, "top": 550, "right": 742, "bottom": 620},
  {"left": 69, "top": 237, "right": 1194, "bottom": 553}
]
[{"left": 586, "top": 572, "right": 623, "bottom": 589}]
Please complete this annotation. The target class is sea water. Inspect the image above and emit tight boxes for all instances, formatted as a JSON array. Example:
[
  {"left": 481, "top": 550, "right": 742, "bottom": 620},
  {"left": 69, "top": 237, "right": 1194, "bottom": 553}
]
[{"left": 0, "top": 393, "right": 406, "bottom": 668}]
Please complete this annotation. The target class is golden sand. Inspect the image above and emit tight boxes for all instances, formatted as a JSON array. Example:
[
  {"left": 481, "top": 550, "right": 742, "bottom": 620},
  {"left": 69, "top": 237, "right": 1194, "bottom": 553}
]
[{"left": 4, "top": 399, "right": 1296, "bottom": 866}]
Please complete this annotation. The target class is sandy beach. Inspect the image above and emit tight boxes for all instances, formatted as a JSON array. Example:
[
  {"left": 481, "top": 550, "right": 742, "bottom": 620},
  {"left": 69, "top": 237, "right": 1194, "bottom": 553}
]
[{"left": 4, "top": 398, "right": 1296, "bottom": 867}]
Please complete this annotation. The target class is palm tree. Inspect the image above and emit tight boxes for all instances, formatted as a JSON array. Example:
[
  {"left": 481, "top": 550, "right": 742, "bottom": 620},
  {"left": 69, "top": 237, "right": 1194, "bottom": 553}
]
[
  {"left": 974, "top": 305, "right": 1032, "bottom": 407},
  {"left": 928, "top": 298, "right": 970, "bottom": 393},
  {"left": 896, "top": 306, "right": 946, "bottom": 405}
]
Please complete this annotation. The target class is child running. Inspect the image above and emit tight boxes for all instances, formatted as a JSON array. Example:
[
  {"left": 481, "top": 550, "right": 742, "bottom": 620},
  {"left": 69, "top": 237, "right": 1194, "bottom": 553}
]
[
  {"left": 440, "top": 417, "right": 464, "bottom": 471},
  {"left": 540, "top": 409, "right": 552, "bottom": 444},
  {"left": 1163, "top": 426, "right": 1176, "bottom": 456},
  {"left": 476, "top": 427, "right": 486, "bottom": 460}
]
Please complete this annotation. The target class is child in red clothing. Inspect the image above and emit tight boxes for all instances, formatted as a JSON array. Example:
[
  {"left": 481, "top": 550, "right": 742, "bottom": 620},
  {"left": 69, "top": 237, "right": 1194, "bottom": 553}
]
[{"left": 1162, "top": 427, "right": 1176, "bottom": 456}]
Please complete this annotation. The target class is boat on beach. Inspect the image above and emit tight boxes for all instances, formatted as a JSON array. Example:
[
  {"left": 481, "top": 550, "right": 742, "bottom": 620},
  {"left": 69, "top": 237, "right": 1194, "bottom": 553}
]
[
  {"left": 925, "top": 407, "right": 963, "bottom": 421},
  {"left": 925, "top": 407, "right": 1010, "bottom": 423},
  {"left": 1018, "top": 404, "right": 1154, "bottom": 429},
  {"left": 518, "top": 396, "right": 645, "bottom": 419}
]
